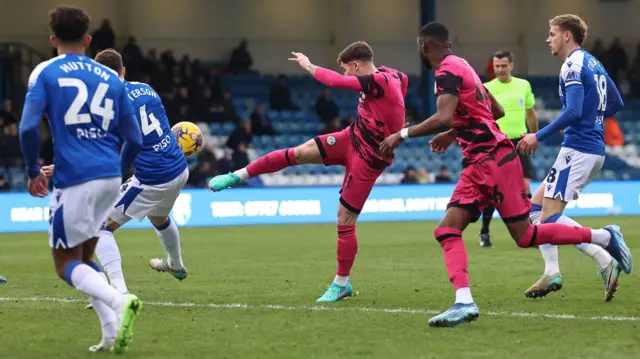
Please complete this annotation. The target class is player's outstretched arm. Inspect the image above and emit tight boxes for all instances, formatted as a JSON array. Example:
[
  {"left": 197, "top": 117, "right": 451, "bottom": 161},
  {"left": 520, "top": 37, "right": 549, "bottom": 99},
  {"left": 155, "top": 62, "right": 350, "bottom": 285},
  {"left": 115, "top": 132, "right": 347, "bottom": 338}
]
[
  {"left": 288, "top": 52, "right": 362, "bottom": 92},
  {"left": 380, "top": 94, "right": 457, "bottom": 157},
  {"left": 604, "top": 75, "right": 624, "bottom": 117}
]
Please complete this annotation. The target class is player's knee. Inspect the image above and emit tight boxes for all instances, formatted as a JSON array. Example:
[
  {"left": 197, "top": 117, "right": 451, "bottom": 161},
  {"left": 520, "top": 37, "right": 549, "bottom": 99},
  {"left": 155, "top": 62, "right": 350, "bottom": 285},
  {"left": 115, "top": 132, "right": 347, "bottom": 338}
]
[
  {"left": 103, "top": 219, "right": 121, "bottom": 233},
  {"left": 148, "top": 215, "right": 169, "bottom": 228},
  {"left": 513, "top": 223, "right": 536, "bottom": 248},
  {"left": 337, "top": 204, "right": 358, "bottom": 225}
]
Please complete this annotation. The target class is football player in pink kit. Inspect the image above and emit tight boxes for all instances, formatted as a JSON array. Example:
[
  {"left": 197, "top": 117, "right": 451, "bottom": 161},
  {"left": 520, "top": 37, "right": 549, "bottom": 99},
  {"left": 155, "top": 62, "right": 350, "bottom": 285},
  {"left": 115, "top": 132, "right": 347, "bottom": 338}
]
[
  {"left": 209, "top": 42, "right": 408, "bottom": 302},
  {"left": 380, "top": 22, "right": 631, "bottom": 327}
]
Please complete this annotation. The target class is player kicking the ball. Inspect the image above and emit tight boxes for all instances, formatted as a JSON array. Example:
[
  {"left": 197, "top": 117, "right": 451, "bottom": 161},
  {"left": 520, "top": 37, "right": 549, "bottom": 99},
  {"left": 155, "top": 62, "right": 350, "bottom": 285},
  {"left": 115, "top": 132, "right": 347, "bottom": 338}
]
[
  {"left": 518, "top": 14, "right": 625, "bottom": 301},
  {"left": 43, "top": 49, "right": 190, "bottom": 300},
  {"left": 208, "top": 42, "right": 407, "bottom": 302},
  {"left": 380, "top": 22, "right": 631, "bottom": 328},
  {"left": 19, "top": 7, "right": 143, "bottom": 352}
]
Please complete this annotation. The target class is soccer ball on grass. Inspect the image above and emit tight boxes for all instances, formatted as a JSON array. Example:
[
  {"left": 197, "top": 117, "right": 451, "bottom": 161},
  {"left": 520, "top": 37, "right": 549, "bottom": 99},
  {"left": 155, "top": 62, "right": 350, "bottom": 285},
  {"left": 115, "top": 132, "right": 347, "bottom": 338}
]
[{"left": 172, "top": 121, "right": 204, "bottom": 157}]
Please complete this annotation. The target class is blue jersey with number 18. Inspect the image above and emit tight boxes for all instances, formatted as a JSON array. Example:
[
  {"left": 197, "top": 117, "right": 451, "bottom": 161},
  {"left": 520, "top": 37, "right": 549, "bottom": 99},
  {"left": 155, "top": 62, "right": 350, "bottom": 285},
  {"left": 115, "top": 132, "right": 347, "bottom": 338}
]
[
  {"left": 125, "top": 81, "right": 186, "bottom": 185},
  {"left": 26, "top": 53, "right": 133, "bottom": 188},
  {"left": 559, "top": 48, "right": 611, "bottom": 155}
]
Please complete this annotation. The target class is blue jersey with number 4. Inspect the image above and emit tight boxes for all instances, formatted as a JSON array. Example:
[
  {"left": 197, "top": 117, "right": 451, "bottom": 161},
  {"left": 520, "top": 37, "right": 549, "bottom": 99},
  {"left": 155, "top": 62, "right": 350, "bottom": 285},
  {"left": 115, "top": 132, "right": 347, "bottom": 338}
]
[
  {"left": 125, "top": 81, "right": 186, "bottom": 185},
  {"left": 25, "top": 53, "right": 134, "bottom": 188},
  {"left": 559, "top": 49, "right": 610, "bottom": 155}
]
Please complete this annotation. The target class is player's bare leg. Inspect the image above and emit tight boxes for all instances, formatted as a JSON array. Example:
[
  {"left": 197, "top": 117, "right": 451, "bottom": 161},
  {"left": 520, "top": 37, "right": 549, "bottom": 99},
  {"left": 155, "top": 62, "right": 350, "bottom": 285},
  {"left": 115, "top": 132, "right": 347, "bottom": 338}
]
[
  {"left": 527, "top": 184, "right": 620, "bottom": 300},
  {"left": 316, "top": 204, "right": 358, "bottom": 303},
  {"left": 428, "top": 207, "right": 480, "bottom": 328},
  {"left": 147, "top": 215, "right": 187, "bottom": 280},
  {"left": 208, "top": 139, "right": 323, "bottom": 191}
]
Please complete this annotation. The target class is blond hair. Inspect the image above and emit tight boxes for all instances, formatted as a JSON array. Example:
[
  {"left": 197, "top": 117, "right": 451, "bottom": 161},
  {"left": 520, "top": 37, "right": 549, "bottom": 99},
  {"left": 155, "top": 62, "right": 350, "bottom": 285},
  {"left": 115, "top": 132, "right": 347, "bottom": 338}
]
[{"left": 549, "top": 14, "right": 588, "bottom": 46}]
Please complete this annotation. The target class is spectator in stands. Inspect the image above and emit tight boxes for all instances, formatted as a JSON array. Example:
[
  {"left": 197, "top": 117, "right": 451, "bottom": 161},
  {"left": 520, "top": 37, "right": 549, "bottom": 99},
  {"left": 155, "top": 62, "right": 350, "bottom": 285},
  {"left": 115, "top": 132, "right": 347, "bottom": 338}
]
[
  {"left": 0, "top": 100, "right": 18, "bottom": 131},
  {"left": 229, "top": 38, "right": 253, "bottom": 74},
  {"left": 270, "top": 75, "right": 299, "bottom": 110},
  {"left": 608, "top": 38, "right": 629, "bottom": 84},
  {"left": 434, "top": 166, "right": 453, "bottom": 183},
  {"left": 590, "top": 39, "right": 607, "bottom": 64},
  {"left": 174, "top": 86, "right": 192, "bottom": 108},
  {"left": 161, "top": 49, "right": 177, "bottom": 70},
  {"left": 320, "top": 116, "right": 345, "bottom": 135},
  {"left": 618, "top": 69, "right": 632, "bottom": 97},
  {"left": 232, "top": 143, "right": 251, "bottom": 170},
  {"left": 1, "top": 123, "right": 21, "bottom": 166},
  {"left": 0, "top": 174, "right": 10, "bottom": 192},
  {"left": 251, "top": 104, "right": 276, "bottom": 136},
  {"left": 604, "top": 116, "right": 624, "bottom": 148},
  {"left": 405, "top": 98, "right": 420, "bottom": 123},
  {"left": 91, "top": 19, "right": 115, "bottom": 54},
  {"left": 401, "top": 166, "right": 420, "bottom": 184},
  {"left": 227, "top": 119, "right": 253, "bottom": 151},
  {"left": 315, "top": 88, "right": 339, "bottom": 123},
  {"left": 188, "top": 147, "right": 219, "bottom": 188},
  {"left": 217, "top": 148, "right": 235, "bottom": 174},
  {"left": 206, "top": 68, "right": 224, "bottom": 99},
  {"left": 122, "top": 36, "right": 143, "bottom": 81},
  {"left": 418, "top": 168, "right": 434, "bottom": 184},
  {"left": 197, "top": 87, "right": 217, "bottom": 123},
  {"left": 143, "top": 48, "right": 159, "bottom": 77}
]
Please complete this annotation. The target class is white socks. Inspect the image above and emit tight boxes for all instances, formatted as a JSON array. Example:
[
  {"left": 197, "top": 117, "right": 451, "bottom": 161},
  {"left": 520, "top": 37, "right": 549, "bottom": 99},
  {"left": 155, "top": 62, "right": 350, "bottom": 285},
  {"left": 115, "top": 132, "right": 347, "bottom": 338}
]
[
  {"left": 333, "top": 275, "right": 348, "bottom": 287},
  {"left": 590, "top": 229, "right": 612, "bottom": 248},
  {"left": 68, "top": 262, "right": 123, "bottom": 311},
  {"left": 96, "top": 230, "right": 129, "bottom": 294},
  {"left": 455, "top": 287, "right": 474, "bottom": 304},
  {"left": 233, "top": 168, "right": 249, "bottom": 180},
  {"left": 91, "top": 271, "right": 117, "bottom": 340},
  {"left": 155, "top": 219, "right": 184, "bottom": 269},
  {"left": 530, "top": 205, "right": 613, "bottom": 273}
]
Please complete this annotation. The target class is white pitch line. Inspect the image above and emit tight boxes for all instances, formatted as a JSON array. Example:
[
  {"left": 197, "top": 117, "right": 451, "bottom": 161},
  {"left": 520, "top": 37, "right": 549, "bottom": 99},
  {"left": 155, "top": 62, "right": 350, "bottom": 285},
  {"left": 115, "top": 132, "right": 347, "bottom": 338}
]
[{"left": 1, "top": 296, "right": 638, "bottom": 322}]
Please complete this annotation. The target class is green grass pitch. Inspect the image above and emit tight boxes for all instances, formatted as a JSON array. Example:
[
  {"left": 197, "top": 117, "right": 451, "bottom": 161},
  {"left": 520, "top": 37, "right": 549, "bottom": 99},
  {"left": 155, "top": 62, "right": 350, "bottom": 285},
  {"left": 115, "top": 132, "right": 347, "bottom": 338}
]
[{"left": 1, "top": 216, "right": 639, "bottom": 359}]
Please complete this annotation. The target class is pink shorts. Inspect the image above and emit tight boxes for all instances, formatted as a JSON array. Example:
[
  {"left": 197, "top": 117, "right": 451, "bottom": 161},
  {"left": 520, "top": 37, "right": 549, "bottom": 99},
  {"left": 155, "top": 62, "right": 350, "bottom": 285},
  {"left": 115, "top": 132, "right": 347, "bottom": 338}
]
[
  {"left": 314, "top": 129, "right": 385, "bottom": 214},
  {"left": 448, "top": 145, "right": 532, "bottom": 222}
]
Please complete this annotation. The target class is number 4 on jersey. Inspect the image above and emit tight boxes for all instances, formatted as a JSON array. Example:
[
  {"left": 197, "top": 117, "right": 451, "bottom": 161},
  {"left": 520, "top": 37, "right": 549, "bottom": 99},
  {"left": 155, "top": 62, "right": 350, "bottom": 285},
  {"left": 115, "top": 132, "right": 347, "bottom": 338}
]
[{"left": 139, "top": 104, "right": 163, "bottom": 136}]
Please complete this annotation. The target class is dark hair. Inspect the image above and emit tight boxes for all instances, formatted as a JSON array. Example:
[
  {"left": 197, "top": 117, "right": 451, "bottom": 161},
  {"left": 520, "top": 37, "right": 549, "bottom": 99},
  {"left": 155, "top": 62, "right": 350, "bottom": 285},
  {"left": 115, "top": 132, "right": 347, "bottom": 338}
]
[
  {"left": 337, "top": 41, "right": 374, "bottom": 64},
  {"left": 94, "top": 49, "right": 123, "bottom": 75},
  {"left": 419, "top": 22, "right": 449, "bottom": 42},
  {"left": 49, "top": 6, "right": 90, "bottom": 43},
  {"left": 493, "top": 50, "right": 514, "bottom": 63},
  {"left": 550, "top": 14, "right": 588, "bottom": 46}
]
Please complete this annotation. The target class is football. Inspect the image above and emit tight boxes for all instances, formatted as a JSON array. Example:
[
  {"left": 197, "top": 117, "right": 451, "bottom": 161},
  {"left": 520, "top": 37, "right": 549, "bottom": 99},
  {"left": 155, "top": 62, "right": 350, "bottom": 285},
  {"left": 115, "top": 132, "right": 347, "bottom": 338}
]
[{"left": 172, "top": 121, "right": 204, "bottom": 157}]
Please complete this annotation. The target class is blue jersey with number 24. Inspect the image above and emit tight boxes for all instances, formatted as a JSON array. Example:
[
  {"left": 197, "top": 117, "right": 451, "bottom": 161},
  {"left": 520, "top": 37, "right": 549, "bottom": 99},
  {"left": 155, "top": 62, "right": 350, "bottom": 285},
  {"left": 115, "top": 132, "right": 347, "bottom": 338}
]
[{"left": 25, "top": 53, "right": 133, "bottom": 188}]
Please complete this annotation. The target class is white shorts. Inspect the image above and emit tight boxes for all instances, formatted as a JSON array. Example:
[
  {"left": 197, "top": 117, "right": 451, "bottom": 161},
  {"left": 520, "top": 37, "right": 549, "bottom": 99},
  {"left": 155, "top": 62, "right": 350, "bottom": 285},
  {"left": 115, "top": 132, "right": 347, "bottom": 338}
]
[
  {"left": 109, "top": 167, "right": 189, "bottom": 225},
  {"left": 49, "top": 177, "right": 121, "bottom": 249},
  {"left": 543, "top": 147, "right": 605, "bottom": 202}
]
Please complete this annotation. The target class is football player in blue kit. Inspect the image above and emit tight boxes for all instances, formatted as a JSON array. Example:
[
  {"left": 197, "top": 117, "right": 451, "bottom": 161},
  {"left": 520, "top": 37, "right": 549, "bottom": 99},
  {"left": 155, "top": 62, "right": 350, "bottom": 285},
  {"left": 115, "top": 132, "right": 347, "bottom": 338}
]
[
  {"left": 42, "top": 49, "right": 189, "bottom": 299},
  {"left": 518, "top": 14, "right": 629, "bottom": 301},
  {"left": 19, "top": 6, "right": 143, "bottom": 353}
]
